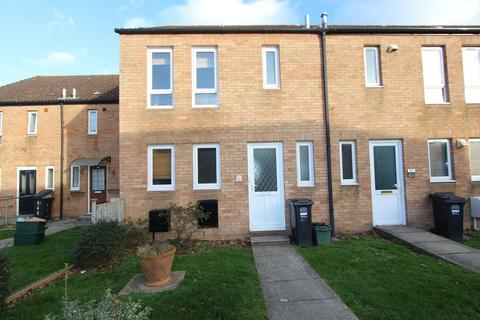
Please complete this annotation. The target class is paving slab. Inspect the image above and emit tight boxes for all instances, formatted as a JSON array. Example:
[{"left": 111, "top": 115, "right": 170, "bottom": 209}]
[
  {"left": 119, "top": 272, "right": 185, "bottom": 295},
  {"left": 252, "top": 243, "right": 358, "bottom": 320},
  {"left": 375, "top": 225, "right": 480, "bottom": 273},
  {"left": 377, "top": 225, "right": 424, "bottom": 234}
]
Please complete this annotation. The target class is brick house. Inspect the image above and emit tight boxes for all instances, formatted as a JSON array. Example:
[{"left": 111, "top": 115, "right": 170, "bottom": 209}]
[
  {"left": 0, "top": 75, "right": 119, "bottom": 219},
  {"left": 115, "top": 24, "right": 480, "bottom": 239}
]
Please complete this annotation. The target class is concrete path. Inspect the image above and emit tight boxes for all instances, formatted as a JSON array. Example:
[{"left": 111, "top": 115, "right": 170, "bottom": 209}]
[
  {"left": 0, "top": 219, "right": 88, "bottom": 249},
  {"left": 252, "top": 244, "right": 358, "bottom": 320},
  {"left": 375, "top": 225, "right": 480, "bottom": 273}
]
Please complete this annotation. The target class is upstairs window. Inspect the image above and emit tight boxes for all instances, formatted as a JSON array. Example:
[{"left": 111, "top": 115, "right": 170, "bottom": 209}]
[
  {"left": 45, "top": 166, "right": 55, "bottom": 190},
  {"left": 27, "top": 111, "right": 37, "bottom": 135},
  {"left": 193, "top": 47, "right": 218, "bottom": 107},
  {"left": 88, "top": 110, "right": 97, "bottom": 134},
  {"left": 148, "top": 144, "right": 175, "bottom": 191},
  {"left": 462, "top": 47, "right": 480, "bottom": 103},
  {"left": 262, "top": 46, "right": 280, "bottom": 89},
  {"left": 296, "top": 141, "right": 314, "bottom": 187},
  {"left": 364, "top": 47, "right": 381, "bottom": 87},
  {"left": 469, "top": 139, "right": 480, "bottom": 181},
  {"left": 422, "top": 47, "right": 448, "bottom": 104},
  {"left": 148, "top": 48, "right": 173, "bottom": 108},
  {"left": 428, "top": 139, "right": 453, "bottom": 182},
  {"left": 340, "top": 141, "right": 358, "bottom": 185},
  {"left": 193, "top": 143, "right": 221, "bottom": 190},
  {"left": 70, "top": 165, "right": 80, "bottom": 191}
]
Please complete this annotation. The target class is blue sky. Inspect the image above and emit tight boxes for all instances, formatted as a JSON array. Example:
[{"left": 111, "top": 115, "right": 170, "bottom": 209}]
[{"left": 1, "top": 0, "right": 479, "bottom": 86}]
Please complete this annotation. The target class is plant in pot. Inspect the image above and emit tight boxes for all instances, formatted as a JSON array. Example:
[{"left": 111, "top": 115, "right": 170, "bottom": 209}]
[{"left": 137, "top": 242, "right": 176, "bottom": 286}]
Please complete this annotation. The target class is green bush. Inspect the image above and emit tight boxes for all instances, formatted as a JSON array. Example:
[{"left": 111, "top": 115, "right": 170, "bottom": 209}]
[
  {"left": 46, "top": 289, "right": 151, "bottom": 320},
  {"left": 73, "top": 221, "right": 146, "bottom": 269},
  {"left": 170, "top": 202, "right": 209, "bottom": 252},
  {"left": 0, "top": 249, "right": 10, "bottom": 311}
]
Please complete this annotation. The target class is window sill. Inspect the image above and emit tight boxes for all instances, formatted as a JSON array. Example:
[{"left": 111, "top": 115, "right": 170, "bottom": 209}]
[
  {"left": 147, "top": 188, "right": 175, "bottom": 192},
  {"left": 466, "top": 102, "right": 480, "bottom": 106},
  {"left": 297, "top": 184, "right": 315, "bottom": 188},
  {"left": 425, "top": 102, "right": 450, "bottom": 106},
  {"left": 70, "top": 189, "right": 81, "bottom": 193},
  {"left": 194, "top": 187, "right": 221, "bottom": 191},
  {"left": 27, "top": 134, "right": 37, "bottom": 136},
  {"left": 192, "top": 105, "right": 219, "bottom": 109},
  {"left": 365, "top": 85, "right": 383, "bottom": 88},
  {"left": 341, "top": 182, "right": 359, "bottom": 186},
  {"left": 147, "top": 105, "right": 174, "bottom": 110},
  {"left": 430, "top": 179, "right": 456, "bottom": 183},
  {"left": 87, "top": 133, "right": 97, "bottom": 136},
  {"left": 263, "top": 87, "right": 281, "bottom": 90},
  {"left": 471, "top": 177, "right": 480, "bottom": 182}
]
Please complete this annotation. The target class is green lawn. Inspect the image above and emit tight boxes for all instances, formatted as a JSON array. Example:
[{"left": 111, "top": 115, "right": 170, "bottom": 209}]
[
  {"left": 298, "top": 236, "right": 480, "bottom": 320},
  {"left": 4, "top": 231, "right": 267, "bottom": 320},
  {"left": 464, "top": 230, "right": 480, "bottom": 249},
  {"left": 0, "top": 226, "right": 15, "bottom": 240}
]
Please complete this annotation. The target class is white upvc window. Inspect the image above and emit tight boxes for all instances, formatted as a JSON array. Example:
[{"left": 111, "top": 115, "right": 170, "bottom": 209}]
[
  {"left": 421, "top": 47, "right": 449, "bottom": 104},
  {"left": 148, "top": 144, "right": 175, "bottom": 191},
  {"left": 262, "top": 46, "right": 280, "bottom": 89},
  {"left": 192, "top": 47, "right": 218, "bottom": 108},
  {"left": 462, "top": 47, "right": 480, "bottom": 103},
  {"left": 428, "top": 139, "right": 453, "bottom": 182},
  {"left": 27, "top": 111, "right": 37, "bottom": 135},
  {"left": 45, "top": 166, "right": 55, "bottom": 190},
  {"left": 340, "top": 141, "right": 358, "bottom": 185},
  {"left": 70, "top": 165, "right": 80, "bottom": 191},
  {"left": 296, "top": 141, "right": 314, "bottom": 187},
  {"left": 364, "top": 46, "right": 381, "bottom": 87},
  {"left": 469, "top": 139, "right": 480, "bottom": 181},
  {"left": 88, "top": 110, "right": 98, "bottom": 134},
  {"left": 193, "top": 143, "right": 221, "bottom": 190},
  {"left": 148, "top": 47, "right": 173, "bottom": 108}
]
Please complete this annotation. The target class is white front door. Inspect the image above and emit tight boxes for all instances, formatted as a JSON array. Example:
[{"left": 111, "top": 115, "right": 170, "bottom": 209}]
[
  {"left": 248, "top": 142, "right": 285, "bottom": 231},
  {"left": 369, "top": 140, "right": 406, "bottom": 226}
]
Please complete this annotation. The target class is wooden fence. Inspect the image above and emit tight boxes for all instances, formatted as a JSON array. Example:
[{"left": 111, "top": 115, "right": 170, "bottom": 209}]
[{"left": 91, "top": 198, "right": 125, "bottom": 224}]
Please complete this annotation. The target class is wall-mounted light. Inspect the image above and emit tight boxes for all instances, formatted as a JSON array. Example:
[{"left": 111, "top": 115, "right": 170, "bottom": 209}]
[
  {"left": 456, "top": 139, "right": 468, "bottom": 148},
  {"left": 386, "top": 44, "right": 399, "bottom": 53}
]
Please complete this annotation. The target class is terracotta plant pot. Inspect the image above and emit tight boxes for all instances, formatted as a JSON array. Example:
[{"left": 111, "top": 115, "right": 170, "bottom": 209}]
[{"left": 139, "top": 246, "right": 176, "bottom": 286}]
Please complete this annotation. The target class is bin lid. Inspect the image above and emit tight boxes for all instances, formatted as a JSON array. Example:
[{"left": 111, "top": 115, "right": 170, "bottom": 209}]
[
  {"left": 35, "top": 189, "right": 53, "bottom": 199},
  {"left": 289, "top": 198, "right": 314, "bottom": 206},
  {"left": 429, "top": 192, "right": 466, "bottom": 203}
]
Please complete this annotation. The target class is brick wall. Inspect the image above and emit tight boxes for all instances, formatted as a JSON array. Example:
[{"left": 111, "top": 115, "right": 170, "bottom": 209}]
[{"left": 0, "top": 103, "right": 119, "bottom": 219}]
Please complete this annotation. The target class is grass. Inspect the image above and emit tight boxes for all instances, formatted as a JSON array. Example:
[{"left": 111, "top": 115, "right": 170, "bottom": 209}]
[
  {"left": 463, "top": 230, "right": 480, "bottom": 249},
  {"left": 0, "top": 226, "right": 15, "bottom": 240},
  {"left": 298, "top": 235, "right": 480, "bottom": 320},
  {"left": 4, "top": 234, "right": 267, "bottom": 320},
  {"left": 6, "top": 227, "right": 81, "bottom": 291}
]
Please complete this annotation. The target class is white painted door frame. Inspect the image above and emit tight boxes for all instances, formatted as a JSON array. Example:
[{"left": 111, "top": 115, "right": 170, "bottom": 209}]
[
  {"left": 247, "top": 142, "right": 285, "bottom": 231},
  {"left": 369, "top": 140, "right": 406, "bottom": 226}
]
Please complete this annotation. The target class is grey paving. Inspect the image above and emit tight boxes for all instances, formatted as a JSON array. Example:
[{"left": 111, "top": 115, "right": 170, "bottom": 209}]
[
  {"left": 0, "top": 219, "right": 88, "bottom": 249},
  {"left": 375, "top": 225, "right": 480, "bottom": 273},
  {"left": 118, "top": 271, "right": 186, "bottom": 295},
  {"left": 252, "top": 244, "right": 358, "bottom": 320}
]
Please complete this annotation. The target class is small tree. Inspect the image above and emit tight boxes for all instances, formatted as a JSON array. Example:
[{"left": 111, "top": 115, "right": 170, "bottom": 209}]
[{"left": 170, "top": 202, "right": 209, "bottom": 252}]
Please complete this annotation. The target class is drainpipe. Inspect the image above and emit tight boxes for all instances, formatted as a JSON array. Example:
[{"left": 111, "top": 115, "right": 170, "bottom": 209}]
[
  {"left": 320, "top": 12, "right": 336, "bottom": 237},
  {"left": 59, "top": 101, "right": 64, "bottom": 220}
]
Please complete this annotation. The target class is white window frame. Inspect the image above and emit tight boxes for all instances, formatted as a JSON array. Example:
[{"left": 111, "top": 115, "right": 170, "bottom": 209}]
[
  {"left": 462, "top": 47, "right": 480, "bottom": 104},
  {"left": 147, "top": 144, "right": 175, "bottom": 191},
  {"left": 339, "top": 141, "right": 358, "bottom": 185},
  {"left": 427, "top": 139, "right": 453, "bottom": 182},
  {"left": 193, "top": 143, "right": 221, "bottom": 190},
  {"left": 27, "top": 111, "right": 37, "bottom": 135},
  {"left": 192, "top": 47, "right": 218, "bottom": 108},
  {"left": 296, "top": 141, "right": 315, "bottom": 187},
  {"left": 262, "top": 46, "right": 281, "bottom": 89},
  {"left": 70, "top": 165, "right": 80, "bottom": 191},
  {"left": 421, "top": 47, "right": 449, "bottom": 104},
  {"left": 45, "top": 166, "right": 55, "bottom": 191},
  {"left": 469, "top": 139, "right": 480, "bottom": 181},
  {"left": 147, "top": 47, "right": 173, "bottom": 109},
  {"left": 364, "top": 47, "right": 382, "bottom": 87},
  {"left": 88, "top": 110, "right": 98, "bottom": 135}
]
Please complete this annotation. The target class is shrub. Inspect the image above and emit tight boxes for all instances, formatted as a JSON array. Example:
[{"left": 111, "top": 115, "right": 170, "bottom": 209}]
[
  {"left": 0, "top": 249, "right": 10, "bottom": 311},
  {"left": 74, "top": 221, "right": 147, "bottom": 269},
  {"left": 46, "top": 289, "right": 151, "bottom": 320},
  {"left": 170, "top": 202, "right": 209, "bottom": 252},
  {"left": 137, "top": 242, "right": 175, "bottom": 257}
]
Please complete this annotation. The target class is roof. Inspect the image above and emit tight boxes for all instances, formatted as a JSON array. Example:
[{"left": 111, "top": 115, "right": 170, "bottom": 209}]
[
  {"left": 115, "top": 24, "right": 480, "bottom": 35},
  {"left": 0, "top": 75, "right": 119, "bottom": 106}
]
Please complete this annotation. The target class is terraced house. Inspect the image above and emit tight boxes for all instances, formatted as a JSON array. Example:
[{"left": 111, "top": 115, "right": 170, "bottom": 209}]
[
  {"left": 0, "top": 75, "right": 119, "bottom": 219},
  {"left": 115, "top": 23, "right": 480, "bottom": 239}
]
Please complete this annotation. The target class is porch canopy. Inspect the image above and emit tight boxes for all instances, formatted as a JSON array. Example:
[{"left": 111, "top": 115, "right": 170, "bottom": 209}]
[{"left": 70, "top": 157, "right": 111, "bottom": 166}]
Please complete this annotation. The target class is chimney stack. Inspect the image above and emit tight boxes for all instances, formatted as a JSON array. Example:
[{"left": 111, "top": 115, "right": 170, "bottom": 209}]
[
  {"left": 62, "top": 88, "right": 67, "bottom": 99},
  {"left": 72, "top": 88, "right": 77, "bottom": 99},
  {"left": 321, "top": 12, "right": 328, "bottom": 28},
  {"left": 304, "top": 14, "right": 310, "bottom": 29}
]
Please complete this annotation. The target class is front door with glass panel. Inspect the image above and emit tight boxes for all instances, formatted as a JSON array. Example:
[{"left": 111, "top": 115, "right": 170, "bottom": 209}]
[
  {"left": 369, "top": 141, "right": 406, "bottom": 226},
  {"left": 18, "top": 169, "right": 37, "bottom": 215},
  {"left": 90, "top": 166, "right": 107, "bottom": 211},
  {"left": 248, "top": 143, "right": 285, "bottom": 231}
]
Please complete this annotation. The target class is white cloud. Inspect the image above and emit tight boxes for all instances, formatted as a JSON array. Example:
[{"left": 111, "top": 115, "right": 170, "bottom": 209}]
[
  {"left": 124, "top": 17, "right": 151, "bottom": 28},
  {"left": 23, "top": 52, "right": 76, "bottom": 67},
  {"left": 48, "top": 10, "right": 75, "bottom": 32},
  {"left": 335, "top": 0, "right": 480, "bottom": 25},
  {"left": 158, "top": 0, "right": 298, "bottom": 25}
]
